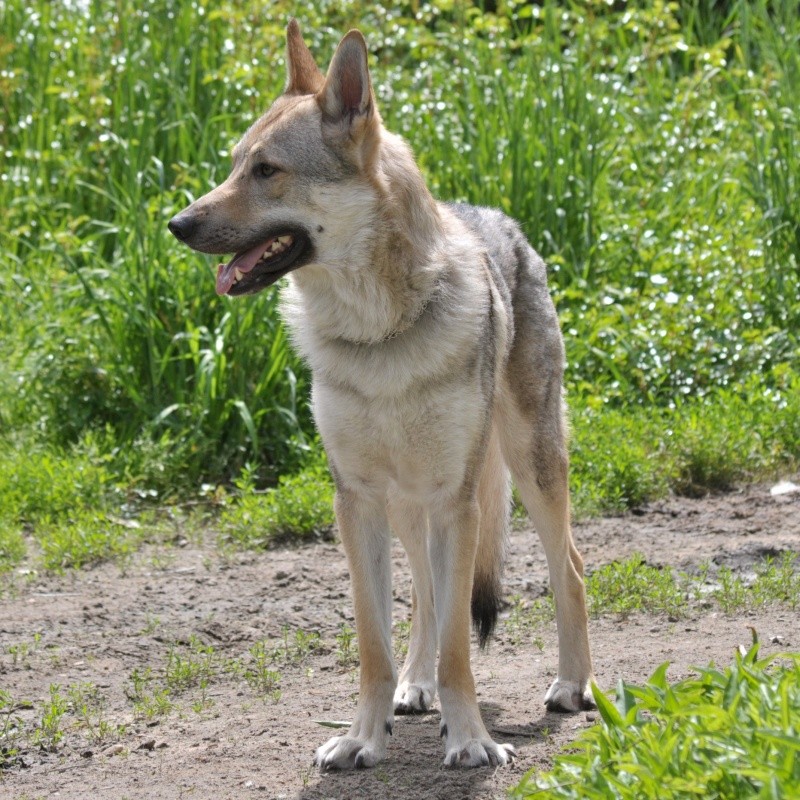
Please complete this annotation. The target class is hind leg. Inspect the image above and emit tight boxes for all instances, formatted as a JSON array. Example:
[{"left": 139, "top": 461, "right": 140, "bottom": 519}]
[
  {"left": 497, "top": 394, "right": 594, "bottom": 712},
  {"left": 428, "top": 492, "right": 515, "bottom": 766},
  {"left": 387, "top": 492, "right": 436, "bottom": 714}
]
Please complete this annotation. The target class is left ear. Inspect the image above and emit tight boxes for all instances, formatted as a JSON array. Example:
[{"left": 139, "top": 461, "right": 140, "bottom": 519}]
[{"left": 317, "top": 30, "right": 377, "bottom": 136}]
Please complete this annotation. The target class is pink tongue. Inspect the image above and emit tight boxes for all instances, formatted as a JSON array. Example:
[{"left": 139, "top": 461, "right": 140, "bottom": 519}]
[{"left": 215, "top": 237, "right": 276, "bottom": 295}]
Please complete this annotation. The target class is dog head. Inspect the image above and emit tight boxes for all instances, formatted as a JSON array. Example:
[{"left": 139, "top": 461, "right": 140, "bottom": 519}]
[{"left": 168, "top": 20, "right": 383, "bottom": 296}]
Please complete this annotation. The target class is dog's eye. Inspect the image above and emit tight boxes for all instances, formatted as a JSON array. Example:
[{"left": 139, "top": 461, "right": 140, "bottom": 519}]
[{"left": 255, "top": 163, "right": 277, "bottom": 179}]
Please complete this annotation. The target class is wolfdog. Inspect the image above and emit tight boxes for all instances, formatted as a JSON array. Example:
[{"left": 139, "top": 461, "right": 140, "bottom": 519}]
[{"left": 169, "top": 20, "right": 594, "bottom": 770}]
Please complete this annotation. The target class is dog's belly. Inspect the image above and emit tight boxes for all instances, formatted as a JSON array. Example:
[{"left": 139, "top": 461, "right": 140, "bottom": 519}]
[{"left": 312, "top": 378, "right": 487, "bottom": 501}]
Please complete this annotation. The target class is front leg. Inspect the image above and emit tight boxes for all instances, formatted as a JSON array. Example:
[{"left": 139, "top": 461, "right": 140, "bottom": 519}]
[
  {"left": 315, "top": 488, "right": 396, "bottom": 770},
  {"left": 429, "top": 496, "right": 515, "bottom": 768}
]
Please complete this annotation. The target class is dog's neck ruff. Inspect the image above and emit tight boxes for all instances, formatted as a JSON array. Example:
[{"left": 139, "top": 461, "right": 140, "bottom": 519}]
[{"left": 331, "top": 283, "right": 438, "bottom": 346}]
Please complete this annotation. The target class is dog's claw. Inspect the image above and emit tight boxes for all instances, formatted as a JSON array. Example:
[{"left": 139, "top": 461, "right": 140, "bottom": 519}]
[
  {"left": 315, "top": 729, "right": 390, "bottom": 771},
  {"left": 544, "top": 678, "right": 595, "bottom": 712},
  {"left": 443, "top": 739, "right": 515, "bottom": 769}
]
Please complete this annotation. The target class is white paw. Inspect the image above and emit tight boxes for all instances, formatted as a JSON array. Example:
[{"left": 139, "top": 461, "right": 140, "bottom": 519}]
[
  {"left": 393, "top": 681, "right": 434, "bottom": 714},
  {"left": 314, "top": 734, "right": 386, "bottom": 771},
  {"left": 443, "top": 737, "right": 515, "bottom": 768},
  {"left": 544, "top": 677, "right": 595, "bottom": 712}
]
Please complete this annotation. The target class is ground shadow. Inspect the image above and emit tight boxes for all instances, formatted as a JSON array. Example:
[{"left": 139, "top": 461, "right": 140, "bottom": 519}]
[{"left": 297, "top": 702, "right": 574, "bottom": 800}]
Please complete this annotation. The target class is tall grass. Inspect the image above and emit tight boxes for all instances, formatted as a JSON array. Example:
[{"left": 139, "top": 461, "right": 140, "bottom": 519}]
[
  {"left": 1, "top": 0, "right": 798, "bottom": 495},
  {"left": 1, "top": 2, "right": 313, "bottom": 489}
]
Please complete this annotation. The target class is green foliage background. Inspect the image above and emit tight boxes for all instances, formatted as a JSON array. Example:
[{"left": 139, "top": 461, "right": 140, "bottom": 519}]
[{"left": 1, "top": 0, "right": 798, "bottom": 516}]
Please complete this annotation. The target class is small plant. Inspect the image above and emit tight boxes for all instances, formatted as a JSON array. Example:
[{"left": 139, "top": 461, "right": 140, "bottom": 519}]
[
  {"left": 714, "top": 565, "right": 752, "bottom": 614},
  {"left": 752, "top": 552, "right": 800, "bottom": 609},
  {"left": 512, "top": 641, "right": 800, "bottom": 799},
  {"left": 67, "top": 682, "right": 124, "bottom": 744},
  {"left": 127, "top": 668, "right": 173, "bottom": 720},
  {"left": 334, "top": 623, "right": 359, "bottom": 669},
  {"left": 0, "top": 689, "right": 25, "bottom": 769},
  {"left": 393, "top": 619, "right": 411, "bottom": 659},
  {"left": 140, "top": 615, "right": 161, "bottom": 635},
  {"left": 270, "top": 626, "right": 321, "bottom": 664},
  {"left": 243, "top": 642, "right": 282, "bottom": 703},
  {"left": 31, "top": 684, "right": 69, "bottom": 751},
  {"left": 7, "top": 633, "right": 41, "bottom": 667},
  {"left": 191, "top": 681, "right": 214, "bottom": 714}
]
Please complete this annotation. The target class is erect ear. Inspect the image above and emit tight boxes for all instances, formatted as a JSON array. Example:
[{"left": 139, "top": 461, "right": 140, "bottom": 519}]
[
  {"left": 285, "top": 19, "right": 324, "bottom": 95},
  {"left": 317, "top": 30, "right": 377, "bottom": 132}
]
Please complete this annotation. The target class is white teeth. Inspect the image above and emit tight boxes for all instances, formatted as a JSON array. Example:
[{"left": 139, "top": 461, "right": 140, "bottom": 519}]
[
  {"left": 254, "top": 235, "right": 294, "bottom": 266},
  {"left": 234, "top": 268, "right": 244, "bottom": 282}
]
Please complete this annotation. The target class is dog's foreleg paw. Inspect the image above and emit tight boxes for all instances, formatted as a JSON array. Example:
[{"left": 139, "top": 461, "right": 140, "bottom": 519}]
[
  {"left": 443, "top": 738, "right": 515, "bottom": 768},
  {"left": 314, "top": 735, "right": 386, "bottom": 771},
  {"left": 393, "top": 681, "right": 434, "bottom": 714},
  {"left": 544, "top": 678, "right": 595, "bottom": 712}
]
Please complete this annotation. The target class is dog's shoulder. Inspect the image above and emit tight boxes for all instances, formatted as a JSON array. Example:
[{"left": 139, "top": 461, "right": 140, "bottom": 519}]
[{"left": 442, "top": 202, "right": 548, "bottom": 297}]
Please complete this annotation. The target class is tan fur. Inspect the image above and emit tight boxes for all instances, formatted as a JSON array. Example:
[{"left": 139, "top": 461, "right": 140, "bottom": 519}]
[{"left": 168, "top": 21, "right": 594, "bottom": 771}]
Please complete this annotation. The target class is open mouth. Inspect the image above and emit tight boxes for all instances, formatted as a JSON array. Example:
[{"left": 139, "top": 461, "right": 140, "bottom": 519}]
[{"left": 216, "top": 230, "right": 311, "bottom": 296}]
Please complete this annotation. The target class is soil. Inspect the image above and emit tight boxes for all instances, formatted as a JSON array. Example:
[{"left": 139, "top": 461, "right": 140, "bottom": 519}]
[{"left": 1, "top": 483, "right": 799, "bottom": 800}]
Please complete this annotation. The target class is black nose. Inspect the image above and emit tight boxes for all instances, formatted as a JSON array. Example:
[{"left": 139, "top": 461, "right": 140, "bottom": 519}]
[{"left": 168, "top": 213, "right": 197, "bottom": 243}]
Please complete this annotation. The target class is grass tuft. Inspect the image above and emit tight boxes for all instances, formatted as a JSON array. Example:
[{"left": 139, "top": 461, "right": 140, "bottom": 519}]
[
  {"left": 585, "top": 554, "right": 688, "bottom": 619},
  {"left": 219, "top": 462, "right": 334, "bottom": 549}
]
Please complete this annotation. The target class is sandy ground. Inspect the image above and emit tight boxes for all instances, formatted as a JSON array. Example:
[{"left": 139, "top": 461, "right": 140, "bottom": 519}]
[{"left": 1, "top": 483, "right": 798, "bottom": 800}]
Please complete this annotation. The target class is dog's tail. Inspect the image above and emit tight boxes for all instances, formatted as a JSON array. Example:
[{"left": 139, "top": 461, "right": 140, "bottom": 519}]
[{"left": 471, "top": 428, "right": 509, "bottom": 649}]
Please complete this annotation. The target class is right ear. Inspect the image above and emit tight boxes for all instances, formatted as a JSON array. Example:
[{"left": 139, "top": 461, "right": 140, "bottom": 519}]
[{"left": 285, "top": 19, "right": 324, "bottom": 95}]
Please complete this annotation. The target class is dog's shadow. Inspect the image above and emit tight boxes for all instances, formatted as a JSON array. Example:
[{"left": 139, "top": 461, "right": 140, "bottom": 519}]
[{"left": 298, "top": 704, "right": 573, "bottom": 800}]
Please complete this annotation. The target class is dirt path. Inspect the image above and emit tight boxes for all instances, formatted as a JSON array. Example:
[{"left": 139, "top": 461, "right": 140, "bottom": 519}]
[{"left": 1, "top": 484, "right": 798, "bottom": 800}]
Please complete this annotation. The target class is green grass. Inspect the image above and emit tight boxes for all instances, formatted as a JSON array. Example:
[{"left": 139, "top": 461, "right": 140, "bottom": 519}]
[
  {"left": 512, "top": 642, "right": 800, "bottom": 799},
  {"left": 570, "top": 374, "right": 800, "bottom": 514}
]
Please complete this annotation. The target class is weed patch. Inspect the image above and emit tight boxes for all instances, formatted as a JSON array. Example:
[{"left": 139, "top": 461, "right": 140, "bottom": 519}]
[
  {"left": 508, "top": 553, "right": 799, "bottom": 627},
  {"left": 512, "top": 642, "right": 800, "bottom": 799},
  {"left": 713, "top": 553, "right": 800, "bottom": 613},
  {"left": 586, "top": 554, "right": 688, "bottom": 619},
  {"left": 219, "top": 462, "right": 334, "bottom": 549},
  {"left": 35, "top": 511, "right": 143, "bottom": 572}
]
